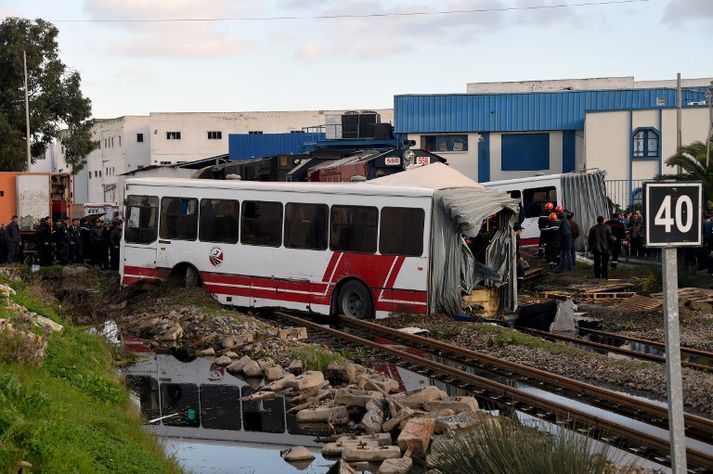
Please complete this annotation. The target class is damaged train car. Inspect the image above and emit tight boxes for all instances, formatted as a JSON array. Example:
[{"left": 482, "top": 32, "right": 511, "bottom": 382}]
[{"left": 120, "top": 163, "right": 519, "bottom": 319}]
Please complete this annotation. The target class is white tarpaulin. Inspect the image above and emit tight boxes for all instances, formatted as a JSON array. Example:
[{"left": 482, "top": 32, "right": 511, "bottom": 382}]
[{"left": 370, "top": 164, "right": 519, "bottom": 316}]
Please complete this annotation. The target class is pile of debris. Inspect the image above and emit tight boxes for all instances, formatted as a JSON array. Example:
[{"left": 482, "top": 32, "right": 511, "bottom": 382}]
[
  {"left": 0, "top": 284, "right": 64, "bottom": 366},
  {"left": 195, "top": 329, "right": 490, "bottom": 474}
]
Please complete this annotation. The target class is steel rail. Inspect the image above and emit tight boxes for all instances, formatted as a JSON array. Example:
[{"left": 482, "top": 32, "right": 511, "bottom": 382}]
[
  {"left": 332, "top": 316, "right": 713, "bottom": 446},
  {"left": 271, "top": 311, "right": 713, "bottom": 471},
  {"left": 579, "top": 327, "right": 713, "bottom": 360},
  {"left": 518, "top": 327, "right": 712, "bottom": 373}
]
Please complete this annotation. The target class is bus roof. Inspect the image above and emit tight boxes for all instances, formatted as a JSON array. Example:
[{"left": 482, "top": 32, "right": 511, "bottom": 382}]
[
  {"left": 483, "top": 169, "right": 603, "bottom": 188},
  {"left": 125, "top": 177, "right": 437, "bottom": 198}
]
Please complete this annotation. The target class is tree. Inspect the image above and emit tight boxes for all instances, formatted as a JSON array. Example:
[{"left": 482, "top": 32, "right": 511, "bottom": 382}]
[
  {"left": 656, "top": 139, "right": 713, "bottom": 210},
  {"left": 0, "top": 17, "right": 97, "bottom": 172}
]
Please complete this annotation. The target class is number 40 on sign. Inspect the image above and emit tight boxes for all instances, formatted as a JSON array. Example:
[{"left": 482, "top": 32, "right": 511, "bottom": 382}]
[{"left": 643, "top": 182, "right": 703, "bottom": 248}]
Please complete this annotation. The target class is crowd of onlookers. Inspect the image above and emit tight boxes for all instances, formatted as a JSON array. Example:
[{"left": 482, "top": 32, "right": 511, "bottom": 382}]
[{"left": 0, "top": 216, "right": 123, "bottom": 270}]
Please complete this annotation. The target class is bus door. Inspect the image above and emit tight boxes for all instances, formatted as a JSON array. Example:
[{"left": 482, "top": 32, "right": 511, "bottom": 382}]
[
  {"left": 156, "top": 197, "right": 199, "bottom": 270},
  {"left": 520, "top": 185, "right": 558, "bottom": 245},
  {"left": 123, "top": 195, "right": 160, "bottom": 274}
]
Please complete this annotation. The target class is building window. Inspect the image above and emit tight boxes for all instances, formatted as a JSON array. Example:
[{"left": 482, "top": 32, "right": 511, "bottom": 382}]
[
  {"left": 166, "top": 131, "right": 181, "bottom": 140},
  {"left": 421, "top": 135, "right": 468, "bottom": 152},
  {"left": 207, "top": 131, "right": 222, "bottom": 140},
  {"left": 248, "top": 131, "right": 263, "bottom": 135},
  {"left": 633, "top": 128, "right": 659, "bottom": 159},
  {"left": 501, "top": 133, "right": 550, "bottom": 171},
  {"left": 137, "top": 133, "right": 144, "bottom": 143}
]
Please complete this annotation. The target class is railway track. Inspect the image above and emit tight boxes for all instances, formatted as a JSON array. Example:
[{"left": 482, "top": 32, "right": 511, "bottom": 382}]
[
  {"left": 517, "top": 326, "right": 713, "bottom": 373},
  {"left": 269, "top": 311, "right": 713, "bottom": 471},
  {"left": 580, "top": 327, "right": 713, "bottom": 360}
]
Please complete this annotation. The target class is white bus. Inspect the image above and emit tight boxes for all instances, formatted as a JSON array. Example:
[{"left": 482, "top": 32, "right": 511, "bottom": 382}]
[{"left": 120, "top": 164, "right": 518, "bottom": 319}]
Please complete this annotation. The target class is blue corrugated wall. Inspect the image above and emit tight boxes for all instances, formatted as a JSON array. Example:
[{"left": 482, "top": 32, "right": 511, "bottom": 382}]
[
  {"left": 228, "top": 132, "right": 325, "bottom": 160},
  {"left": 394, "top": 88, "right": 708, "bottom": 133}
]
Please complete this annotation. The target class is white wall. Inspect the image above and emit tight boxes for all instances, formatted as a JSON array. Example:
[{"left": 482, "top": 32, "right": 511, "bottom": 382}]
[
  {"left": 584, "top": 107, "right": 710, "bottom": 182},
  {"left": 406, "top": 133, "right": 479, "bottom": 181}
]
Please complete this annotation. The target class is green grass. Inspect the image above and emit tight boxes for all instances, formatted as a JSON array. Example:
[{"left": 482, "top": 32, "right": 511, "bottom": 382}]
[
  {"left": 289, "top": 345, "right": 345, "bottom": 372},
  {"left": 467, "top": 323, "right": 583, "bottom": 357},
  {"left": 0, "top": 278, "right": 180, "bottom": 474}
]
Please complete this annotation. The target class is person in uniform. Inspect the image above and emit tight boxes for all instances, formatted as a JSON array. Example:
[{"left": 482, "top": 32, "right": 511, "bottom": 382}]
[
  {"left": 36, "top": 217, "right": 54, "bottom": 266},
  {"left": 605, "top": 213, "right": 625, "bottom": 268},
  {"left": 556, "top": 207, "right": 574, "bottom": 272},
  {"left": 68, "top": 218, "right": 84, "bottom": 264},
  {"left": 543, "top": 212, "right": 561, "bottom": 271},
  {"left": 588, "top": 216, "right": 614, "bottom": 279},
  {"left": 5, "top": 216, "right": 22, "bottom": 264},
  {"left": 54, "top": 218, "right": 70, "bottom": 265},
  {"left": 110, "top": 220, "right": 123, "bottom": 271},
  {"left": 90, "top": 219, "right": 108, "bottom": 269},
  {"left": 538, "top": 202, "right": 555, "bottom": 258}
]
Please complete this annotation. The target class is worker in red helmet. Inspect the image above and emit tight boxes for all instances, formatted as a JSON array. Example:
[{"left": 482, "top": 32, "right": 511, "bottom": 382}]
[
  {"left": 542, "top": 212, "right": 562, "bottom": 271},
  {"left": 555, "top": 205, "right": 565, "bottom": 214},
  {"left": 537, "top": 202, "right": 556, "bottom": 258}
]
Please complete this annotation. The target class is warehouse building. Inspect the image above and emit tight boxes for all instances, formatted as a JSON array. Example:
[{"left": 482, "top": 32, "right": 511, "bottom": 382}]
[{"left": 395, "top": 76, "right": 711, "bottom": 206}]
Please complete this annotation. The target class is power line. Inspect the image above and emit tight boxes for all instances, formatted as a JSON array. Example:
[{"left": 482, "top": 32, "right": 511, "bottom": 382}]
[{"left": 29, "top": 0, "right": 649, "bottom": 24}]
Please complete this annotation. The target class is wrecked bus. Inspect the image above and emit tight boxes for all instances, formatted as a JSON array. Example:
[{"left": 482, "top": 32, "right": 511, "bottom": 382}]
[
  {"left": 482, "top": 169, "right": 609, "bottom": 250},
  {"left": 120, "top": 163, "right": 519, "bottom": 319}
]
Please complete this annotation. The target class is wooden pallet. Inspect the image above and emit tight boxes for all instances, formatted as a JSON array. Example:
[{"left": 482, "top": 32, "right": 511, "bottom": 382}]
[
  {"left": 616, "top": 295, "right": 663, "bottom": 312},
  {"left": 650, "top": 287, "right": 713, "bottom": 311}
]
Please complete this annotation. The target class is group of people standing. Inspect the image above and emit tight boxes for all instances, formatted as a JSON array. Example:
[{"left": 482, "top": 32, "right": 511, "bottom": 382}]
[
  {"left": 0, "top": 216, "right": 123, "bottom": 270},
  {"left": 535, "top": 203, "right": 581, "bottom": 273}
]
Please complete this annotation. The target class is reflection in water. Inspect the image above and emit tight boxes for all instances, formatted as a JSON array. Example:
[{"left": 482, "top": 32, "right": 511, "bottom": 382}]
[{"left": 124, "top": 354, "right": 333, "bottom": 473}]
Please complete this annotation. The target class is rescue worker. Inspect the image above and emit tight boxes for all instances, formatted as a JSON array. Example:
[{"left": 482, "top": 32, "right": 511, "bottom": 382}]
[
  {"left": 80, "top": 219, "right": 91, "bottom": 264},
  {"left": 588, "top": 216, "right": 614, "bottom": 279},
  {"left": 109, "top": 220, "right": 122, "bottom": 271},
  {"left": 90, "top": 218, "right": 108, "bottom": 269},
  {"left": 567, "top": 212, "right": 581, "bottom": 268},
  {"left": 36, "top": 217, "right": 54, "bottom": 266},
  {"left": 0, "top": 224, "right": 6, "bottom": 263},
  {"left": 538, "top": 202, "right": 555, "bottom": 258},
  {"left": 68, "top": 218, "right": 84, "bottom": 264},
  {"left": 54, "top": 218, "right": 70, "bottom": 265},
  {"left": 6, "top": 216, "right": 22, "bottom": 264},
  {"left": 605, "top": 213, "right": 625, "bottom": 268},
  {"left": 514, "top": 223, "right": 526, "bottom": 284},
  {"left": 543, "top": 212, "right": 561, "bottom": 270}
]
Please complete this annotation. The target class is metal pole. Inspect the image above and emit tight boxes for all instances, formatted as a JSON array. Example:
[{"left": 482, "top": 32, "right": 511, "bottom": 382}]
[
  {"left": 676, "top": 73, "right": 682, "bottom": 150},
  {"left": 23, "top": 50, "right": 31, "bottom": 170},
  {"left": 706, "top": 80, "right": 712, "bottom": 169},
  {"left": 662, "top": 246, "right": 687, "bottom": 472}
]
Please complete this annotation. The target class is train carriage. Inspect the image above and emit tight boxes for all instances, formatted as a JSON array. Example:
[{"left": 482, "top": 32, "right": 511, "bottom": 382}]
[{"left": 121, "top": 163, "right": 518, "bottom": 319}]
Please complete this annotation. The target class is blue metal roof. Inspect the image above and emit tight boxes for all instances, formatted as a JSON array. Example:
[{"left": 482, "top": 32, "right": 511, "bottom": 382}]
[
  {"left": 394, "top": 88, "right": 708, "bottom": 133},
  {"left": 228, "top": 132, "right": 324, "bottom": 160}
]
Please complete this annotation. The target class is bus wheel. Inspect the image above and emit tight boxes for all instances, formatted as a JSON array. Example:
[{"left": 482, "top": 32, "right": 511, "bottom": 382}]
[
  {"left": 184, "top": 266, "right": 200, "bottom": 287},
  {"left": 336, "top": 281, "right": 373, "bottom": 320}
]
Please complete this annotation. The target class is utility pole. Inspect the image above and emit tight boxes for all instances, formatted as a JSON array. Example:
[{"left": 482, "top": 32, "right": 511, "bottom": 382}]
[
  {"left": 676, "top": 73, "right": 682, "bottom": 174},
  {"left": 23, "top": 50, "right": 31, "bottom": 170}
]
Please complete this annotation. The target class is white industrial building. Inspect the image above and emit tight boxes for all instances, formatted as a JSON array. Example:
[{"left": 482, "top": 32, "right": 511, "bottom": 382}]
[{"left": 34, "top": 109, "right": 393, "bottom": 205}]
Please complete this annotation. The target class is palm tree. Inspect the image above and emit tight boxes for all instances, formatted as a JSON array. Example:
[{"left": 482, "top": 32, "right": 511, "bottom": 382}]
[{"left": 656, "top": 139, "right": 713, "bottom": 210}]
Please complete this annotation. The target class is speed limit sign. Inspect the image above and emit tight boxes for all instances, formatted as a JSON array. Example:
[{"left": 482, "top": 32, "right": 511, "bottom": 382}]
[{"left": 643, "top": 181, "right": 702, "bottom": 248}]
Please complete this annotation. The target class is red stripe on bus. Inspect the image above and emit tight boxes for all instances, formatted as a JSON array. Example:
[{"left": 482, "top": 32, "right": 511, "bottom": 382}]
[
  {"left": 203, "top": 272, "right": 329, "bottom": 294},
  {"left": 387, "top": 289, "right": 428, "bottom": 303},
  {"left": 322, "top": 252, "right": 341, "bottom": 282},
  {"left": 123, "top": 266, "right": 165, "bottom": 278},
  {"left": 519, "top": 237, "right": 540, "bottom": 247},
  {"left": 122, "top": 275, "right": 162, "bottom": 286}
]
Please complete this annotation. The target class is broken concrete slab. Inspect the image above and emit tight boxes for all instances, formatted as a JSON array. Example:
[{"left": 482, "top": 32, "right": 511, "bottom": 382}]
[
  {"left": 196, "top": 347, "right": 215, "bottom": 357},
  {"left": 382, "top": 407, "right": 415, "bottom": 433},
  {"left": 281, "top": 446, "right": 315, "bottom": 462},
  {"left": 287, "top": 371, "right": 325, "bottom": 391},
  {"left": 359, "top": 375, "right": 400, "bottom": 394},
  {"left": 341, "top": 445, "right": 401, "bottom": 463},
  {"left": 361, "top": 399, "right": 385, "bottom": 434},
  {"left": 214, "top": 355, "right": 232, "bottom": 367},
  {"left": 334, "top": 388, "right": 382, "bottom": 407},
  {"left": 287, "top": 359, "right": 304, "bottom": 375},
  {"left": 263, "top": 373, "right": 297, "bottom": 392},
  {"left": 326, "top": 361, "right": 360, "bottom": 385},
  {"left": 326, "top": 459, "right": 357, "bottom": 474},
  {"left": 240, "top": 390, "right": 276, "bottom": 401},
  {"left": 221, "top": 333, "right": 253, "bottom": 350},
  {"left": 226, "top": 355, "right": 252, "bottom": 375},
  {"left": 242, "top": 360, "right": 263, "bottom": 378},
  {"left": 424, "top": 396, "right": 479, "bottom": 415},
  {"left": 33, "top": 314, "right": 64, "bottom": 333},
  {"left": 264, "top": 365, "right": 285, "bottom": 382},
  {"left": 224, "top": 350, "right": 239, "bottom": 359},
  {"left": 158, "top": 323, "right": 183, "bottom": 341},
  {"left": 296, "top": 405, "right": 348, "bottom": 424},
  {"left": 279, "top": 327, "right": 308, "bottom": 341},
  {"left": 336, "top": 433, "right": 392, "bottom": 447},
  {"left": 433, "top": 413, "right": 477, "bottom": 433},
  {"left": 322, "top": 439, "right": 380, "bottom": 458},
  {"left": 394, "top": 386, "right": 447, "bottom": 409},
  {"left": 378, "top": 455, "right": 413, "bottom": 474},
  {"left": 257, "top": 358, "right": 277, "bottom": 370},
  {"left": 397, "top": 417, "right": 435, "bottom": 455}
]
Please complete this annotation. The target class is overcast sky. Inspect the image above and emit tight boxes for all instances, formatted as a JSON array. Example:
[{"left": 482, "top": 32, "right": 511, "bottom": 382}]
[{"left": 1, "top": 0, "right": 711, "bottom": 118}]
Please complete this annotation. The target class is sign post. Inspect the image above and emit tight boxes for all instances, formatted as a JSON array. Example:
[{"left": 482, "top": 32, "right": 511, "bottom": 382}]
[{"left": 643, "top": 181, "right": 703, "bottom": 473}]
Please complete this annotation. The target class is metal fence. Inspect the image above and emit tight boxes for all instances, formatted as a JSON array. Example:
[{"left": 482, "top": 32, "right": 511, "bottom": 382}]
[{"left": 605, "top": 179, "right": 645, "bottom": 210}]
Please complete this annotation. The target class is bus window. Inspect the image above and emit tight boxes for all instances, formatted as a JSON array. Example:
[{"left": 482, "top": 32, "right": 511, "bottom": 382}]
[
  {"left": 200, "top": 199, "right": 239, "bottom": 244},
  {"left": 508, "top": 190, "right": 521, "bottom": 200},
  {"left": 379, "top": 207, "right": 425, "bottom": 257},
  {"left": 284, "top": 203, "right": 328, "bottom": 250},
  {"left": 160, "top": 197, "right": 198, "bottom": 240},
  {"left": 523, "top": 186, "right": 557, "bottom": 218},
  {"left": 125, "top": 195, "right": 158, "bottom": 244},
  {"left": 330, "top": 205, "right": 378, "bottom": 254},
  {"left": 241, "top": 201, "right": 283, "bottom": 247}
]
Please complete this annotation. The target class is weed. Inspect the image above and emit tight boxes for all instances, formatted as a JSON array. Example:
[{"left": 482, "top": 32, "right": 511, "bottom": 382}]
[{"left": 289, "top": 345, "right": 344, "bottom": 371}]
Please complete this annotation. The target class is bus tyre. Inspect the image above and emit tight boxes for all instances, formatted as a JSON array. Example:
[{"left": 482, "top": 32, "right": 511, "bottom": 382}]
[
  {"left": 336, "top": 281, "right": 373, "bottom": 320},
  {"left": 184, "top": 266, "right": 200, "bottom": 288}
]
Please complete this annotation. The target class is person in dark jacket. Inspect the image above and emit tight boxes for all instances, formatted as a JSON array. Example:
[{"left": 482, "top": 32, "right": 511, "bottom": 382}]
[
  {"left": 80, "top": 219, "right": 91, "bottom": 264},
  {"left": 588, "top": 216, "right": 614, "bottom": 279},
  {"left": 54, "top": 218, "right": 71, "bottom": 265},
  {"left": 537, "top": 202, "right": 555, "bottom": 258},
  {"left": 568, "top": 212, "right": 581, "bottom": 268},
  {"left": 90, "top": 219, "right": 108, "bottom": 269},
  {"left": 6, "top": 216, "right": 22, "bottom": 264},
  {"left": 0, "top": 224, "right": 6, "bottom": 263},
  {"left": 109, "top": 220, "right": 122, "bottom": 271},
  {"left": 557, "top": 210, "right": 575, "bottom": 272},
  {"left": 605, "top": 213, "right": 625, "bottom": 268},
  {"left": 68, "top": 218, "right": 84, "bottom": 264},
  {"left": 36, "top": 217, "right": 54, "bottom": 266}
]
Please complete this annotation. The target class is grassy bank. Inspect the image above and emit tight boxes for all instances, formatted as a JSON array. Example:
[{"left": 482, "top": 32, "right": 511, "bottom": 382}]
[{"left": 0, "top": 273, "right": 180, "bottom": 474}]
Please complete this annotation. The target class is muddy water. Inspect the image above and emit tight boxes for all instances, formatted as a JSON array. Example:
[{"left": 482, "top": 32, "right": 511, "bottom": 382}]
[{"left": 124, "top": 354, "right": 334, "bottom": 473}]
